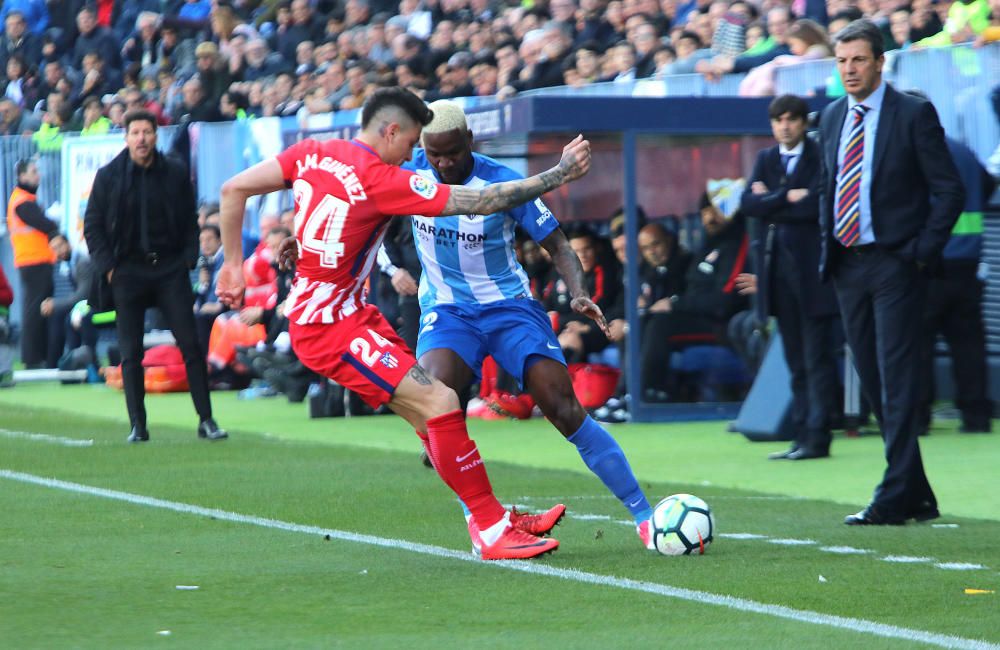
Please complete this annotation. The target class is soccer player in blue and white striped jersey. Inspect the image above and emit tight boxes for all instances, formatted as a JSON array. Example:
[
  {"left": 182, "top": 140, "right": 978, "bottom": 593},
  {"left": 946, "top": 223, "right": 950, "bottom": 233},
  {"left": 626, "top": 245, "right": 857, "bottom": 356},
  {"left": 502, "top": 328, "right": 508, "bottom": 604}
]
[{"left": 407, "top": 101, "right": 656, "bottom": 551}]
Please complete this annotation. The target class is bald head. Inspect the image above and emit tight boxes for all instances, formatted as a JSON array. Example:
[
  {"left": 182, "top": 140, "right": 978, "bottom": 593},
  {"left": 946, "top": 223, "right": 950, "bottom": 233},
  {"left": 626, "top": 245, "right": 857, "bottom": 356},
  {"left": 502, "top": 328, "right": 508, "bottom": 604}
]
[{"left": 638, "top": 222, "right": 674, "bottom": 267}]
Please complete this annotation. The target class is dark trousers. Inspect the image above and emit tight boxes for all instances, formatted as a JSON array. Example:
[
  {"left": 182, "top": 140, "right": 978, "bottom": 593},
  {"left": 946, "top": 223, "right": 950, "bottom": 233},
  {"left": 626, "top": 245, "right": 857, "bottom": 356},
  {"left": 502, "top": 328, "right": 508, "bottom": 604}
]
[
  {"left": 111, "top": 258, "right": 212, "bottom": 429},
  {"left": 398, "top": 293, "right": 420, "bottom": 352},
  {"left": 833, "top": 246, "right": 936, "bottom": 514},
  {"left": 919, "top": 263, "right": 992, "bottom": 426},
  {"left": 46, "top": 303, "right": 74, "bottom": 368},
  {"left": 772, "top": 246, "right": 838, "bottom": 451},
  {"left": 640, "top": 311, "right": 717, "bottom": 394},
  {"left": 17, "top": 263, "right": 53, "bottom": 368},
  {"left": 65, "top": 310, "right": 99, "bottom": 353}
]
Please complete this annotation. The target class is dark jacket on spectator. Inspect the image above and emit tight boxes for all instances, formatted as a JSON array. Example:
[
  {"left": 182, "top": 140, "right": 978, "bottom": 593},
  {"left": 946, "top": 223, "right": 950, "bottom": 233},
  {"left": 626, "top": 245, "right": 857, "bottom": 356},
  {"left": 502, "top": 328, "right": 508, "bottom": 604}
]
[
  {"left": 544, "top": 257, "right": 621, "bottom": 330},
  {"left": 732, "top": 44, "right": 790, "bottom": 73},
  {"left": 381, "top": 216, "right": 422, "bottom": 279},
  {"left": 640, "top": 247, "right": 692, "bottom": 310},
  {"left": 51, "top": 251, "right": 95, "bottom": 313},
  {"left": 671, "top": 216, "right": 748, "bottom": 323},
  {"left": 122, "top": 33, "right": 162, "bottom": 69},
  {"left": 510, "top": 57, "right": 567, "bottom": 92},
  {"left": 741, "top": 136, "right": 837, "bottom": 319},
  {"left": 0, "top": 31, "right": 42, "bottom": 70},
  {"left": 73, "top": 25, "right": 121, "bottom": 71}
]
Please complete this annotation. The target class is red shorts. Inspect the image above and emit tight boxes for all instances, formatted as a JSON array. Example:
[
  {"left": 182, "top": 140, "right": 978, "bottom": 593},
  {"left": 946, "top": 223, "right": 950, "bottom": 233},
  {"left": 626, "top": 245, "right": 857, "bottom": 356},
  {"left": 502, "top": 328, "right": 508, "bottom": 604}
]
[{"left": 290, "top": 305, "right": 417, "bottom": 408}]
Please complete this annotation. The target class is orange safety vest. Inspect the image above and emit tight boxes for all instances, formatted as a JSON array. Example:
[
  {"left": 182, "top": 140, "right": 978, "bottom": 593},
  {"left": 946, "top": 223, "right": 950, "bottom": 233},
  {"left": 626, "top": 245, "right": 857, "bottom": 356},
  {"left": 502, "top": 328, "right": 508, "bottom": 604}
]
[{"left": 6, "top": 186, "right": 56, "bottom": 268}]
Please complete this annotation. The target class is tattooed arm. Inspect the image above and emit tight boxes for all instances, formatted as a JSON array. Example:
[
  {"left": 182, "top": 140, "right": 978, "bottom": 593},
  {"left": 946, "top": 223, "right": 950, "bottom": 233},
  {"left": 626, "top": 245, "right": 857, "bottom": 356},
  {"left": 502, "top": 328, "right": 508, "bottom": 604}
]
[
  {"left": 540, "top": 228, "right": 611, "bottom": 336},
  {"left": 440, "top": 135, "right": 591, "bottom": 216}
]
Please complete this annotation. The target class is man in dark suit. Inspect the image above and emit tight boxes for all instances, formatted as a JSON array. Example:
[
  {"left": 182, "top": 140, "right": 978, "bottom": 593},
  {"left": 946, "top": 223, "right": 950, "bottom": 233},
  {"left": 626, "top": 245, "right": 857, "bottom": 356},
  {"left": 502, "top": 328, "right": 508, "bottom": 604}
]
[
  {"left": 742, "top": 94, "right": 840, "bottom": 461},
  {"left": 83, "top": 109, "right": 227, "bottom": 444},
  {"left": 817, "top": 20, "right": 965, "bottom": 525}
]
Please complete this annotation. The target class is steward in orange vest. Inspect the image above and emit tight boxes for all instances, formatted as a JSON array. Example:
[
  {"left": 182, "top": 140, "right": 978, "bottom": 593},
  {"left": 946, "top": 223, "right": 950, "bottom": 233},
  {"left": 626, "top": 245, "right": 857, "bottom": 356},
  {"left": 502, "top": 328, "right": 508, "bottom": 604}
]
[{"left": 6, "top": 159, "right": 58, "bottom": 368}]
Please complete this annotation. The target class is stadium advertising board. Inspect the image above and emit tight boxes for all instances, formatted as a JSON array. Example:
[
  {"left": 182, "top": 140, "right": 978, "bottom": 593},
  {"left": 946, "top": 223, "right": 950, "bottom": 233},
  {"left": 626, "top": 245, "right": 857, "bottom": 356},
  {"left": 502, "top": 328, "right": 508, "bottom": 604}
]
[{"left": 60, "top": 134, "right": 126, "bottom": 249}]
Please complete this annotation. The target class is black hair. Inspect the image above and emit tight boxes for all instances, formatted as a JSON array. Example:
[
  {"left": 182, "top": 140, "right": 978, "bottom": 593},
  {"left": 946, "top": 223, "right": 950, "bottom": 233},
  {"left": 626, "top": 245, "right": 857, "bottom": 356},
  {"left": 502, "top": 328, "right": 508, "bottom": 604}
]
[
  {"left": 565, "top": 222, "right": 597, "bottom": 242},
  {"left": 360, "top": 87, "right": 432, "bottom": 129},
  {"left": 14, "top": 157, "right": 36, "bottom": 176},
  {"left": 223, "top": 90, "right": 250, "bottom": 111},
  {"left": 767, "top": 94, "right": 809, "bottom": 121},
  {"left": 200, "top": 224, "right": 221, "bottom": 239},
  {"left": 676, "top": 30, "right": 703, "bottom": 48},
  {"left": 833, "top": 19, "right": 884, "bottom": 58},
  {"left": 124, "top": 108, "right": 158, "bottom": 131},
  {"left": 830, "top": 8, "right": 865, "bottom": 24}
]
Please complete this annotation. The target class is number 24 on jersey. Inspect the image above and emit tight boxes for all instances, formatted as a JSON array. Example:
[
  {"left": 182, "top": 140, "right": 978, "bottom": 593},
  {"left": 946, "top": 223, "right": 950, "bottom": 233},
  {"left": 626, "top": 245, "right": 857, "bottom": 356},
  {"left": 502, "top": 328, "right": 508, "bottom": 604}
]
[{"left": 292, "top": 178, "right": 350, "bottom": 269}]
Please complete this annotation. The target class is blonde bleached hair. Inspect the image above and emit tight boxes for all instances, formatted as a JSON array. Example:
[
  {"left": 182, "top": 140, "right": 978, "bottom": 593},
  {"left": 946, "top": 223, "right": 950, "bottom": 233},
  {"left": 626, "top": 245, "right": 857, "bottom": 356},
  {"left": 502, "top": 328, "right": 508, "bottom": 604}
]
[{"left": 422, "top": 100, "right": 469, "bottom": 137}]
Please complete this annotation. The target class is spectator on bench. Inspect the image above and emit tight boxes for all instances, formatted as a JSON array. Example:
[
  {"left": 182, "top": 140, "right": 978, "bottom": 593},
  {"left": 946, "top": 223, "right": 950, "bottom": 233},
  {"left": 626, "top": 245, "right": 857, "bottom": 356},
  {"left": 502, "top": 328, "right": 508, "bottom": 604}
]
[
  {"left": 42, "top": 233, "right": 95, "bottom": 369},
  {"left": 637, "top": 187, "right": 749, "bottom": 402},
  {"left": 544, "top": 224, "right": 619, "bottom": 364}
]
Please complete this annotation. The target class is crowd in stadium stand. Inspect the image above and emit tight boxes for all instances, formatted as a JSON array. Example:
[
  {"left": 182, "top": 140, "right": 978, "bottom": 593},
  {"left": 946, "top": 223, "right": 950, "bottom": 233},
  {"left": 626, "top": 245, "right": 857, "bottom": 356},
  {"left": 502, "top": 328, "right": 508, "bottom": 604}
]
[
  {"left": 1, "top": 0, "right": 998, "bottom": 421},
  {"left": 0, "top": 0, "right": 996, "bottom": 141}
]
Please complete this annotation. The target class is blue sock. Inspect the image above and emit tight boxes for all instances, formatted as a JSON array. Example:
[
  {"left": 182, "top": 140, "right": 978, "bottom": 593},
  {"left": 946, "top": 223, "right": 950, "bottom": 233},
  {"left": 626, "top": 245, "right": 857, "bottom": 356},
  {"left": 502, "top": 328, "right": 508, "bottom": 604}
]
[
  {"left": 568, "top": 416, "right": 653, "bottom": 524},
  {"left": 458, "top": 499, "right": 472, "bottom": 521}
]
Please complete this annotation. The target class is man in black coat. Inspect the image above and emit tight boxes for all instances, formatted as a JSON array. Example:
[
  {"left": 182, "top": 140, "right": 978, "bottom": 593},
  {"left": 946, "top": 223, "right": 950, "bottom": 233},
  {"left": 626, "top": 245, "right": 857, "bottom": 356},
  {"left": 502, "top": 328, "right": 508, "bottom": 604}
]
[
  {"left": 83, "top": 109, "right": 227, "bottom": 443},
  {"left": 817, "top": 20, "right": 964, "bottom": 525},
  {"left": 742, "top": 94, "right": 840, "bottom": 461},
  {"left": 631, "top": 194, "right": 749, "bottom": 403}
]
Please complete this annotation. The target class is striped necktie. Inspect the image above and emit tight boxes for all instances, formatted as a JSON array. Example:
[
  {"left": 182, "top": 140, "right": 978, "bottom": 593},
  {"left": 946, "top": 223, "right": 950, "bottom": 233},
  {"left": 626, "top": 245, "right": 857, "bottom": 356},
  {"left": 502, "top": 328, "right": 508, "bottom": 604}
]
[{"left": 835, "top": 104, "right": 870, "bottom": 247}]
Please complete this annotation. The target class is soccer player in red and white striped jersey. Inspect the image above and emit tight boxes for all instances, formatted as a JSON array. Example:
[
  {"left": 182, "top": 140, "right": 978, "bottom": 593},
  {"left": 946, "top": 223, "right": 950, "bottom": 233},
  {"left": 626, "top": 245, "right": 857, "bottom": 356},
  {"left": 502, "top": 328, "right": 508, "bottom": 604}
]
[{"left": 216, "top": 88, "right": 591, "bottom": 560}]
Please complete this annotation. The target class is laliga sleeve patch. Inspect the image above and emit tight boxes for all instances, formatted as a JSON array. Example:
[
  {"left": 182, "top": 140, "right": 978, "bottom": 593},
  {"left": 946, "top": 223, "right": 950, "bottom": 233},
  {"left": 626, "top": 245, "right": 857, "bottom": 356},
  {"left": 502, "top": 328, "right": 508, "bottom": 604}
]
[{"left": 409, "top": 174, "right": 439, "bottom": 200}]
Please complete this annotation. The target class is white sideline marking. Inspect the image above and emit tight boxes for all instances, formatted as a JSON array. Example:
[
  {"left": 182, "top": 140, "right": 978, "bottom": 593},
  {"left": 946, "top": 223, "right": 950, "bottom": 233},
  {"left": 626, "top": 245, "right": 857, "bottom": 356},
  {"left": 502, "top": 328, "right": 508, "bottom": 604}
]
[
  {"left": 935, "top": 563, "right": 986, "bottom": 571},
  {"left": 0, "top": 428, "right": 93, "bottom": 447},
  {"left": 528, "top": 499, "right": 992, "bottom": 574},
  {"left": 883, "top": 555, "right": 934, "bottom": 564},
  {"left": 819, "top": 546, "right": 872, "bottom": 555},
  {"left": 570, "top": 514, "right": 617, "bottom": 521},
  {"left": 2, "top": 469, "right": 998, "bottom": 650}
]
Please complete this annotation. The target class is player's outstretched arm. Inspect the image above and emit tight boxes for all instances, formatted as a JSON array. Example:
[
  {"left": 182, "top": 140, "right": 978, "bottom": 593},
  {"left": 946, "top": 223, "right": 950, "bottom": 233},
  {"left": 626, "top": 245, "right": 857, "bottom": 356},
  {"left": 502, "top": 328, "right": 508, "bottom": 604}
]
[
  {"left": 541, "top": 228, "right": 611, "bottom": 337},
  {"left": 439, "top": 135, "right": 591, "bottom": 216},
  {"left": 217, "top": 158, "right": 287, "bottom": 308}
]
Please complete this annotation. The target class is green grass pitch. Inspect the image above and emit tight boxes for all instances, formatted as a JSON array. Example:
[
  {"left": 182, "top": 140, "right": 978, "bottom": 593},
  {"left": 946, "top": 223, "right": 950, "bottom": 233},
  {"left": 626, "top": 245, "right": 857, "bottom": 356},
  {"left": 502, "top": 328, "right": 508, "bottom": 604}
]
[{"left": 0, "top": 383, "right": 998, "bottom": 649}]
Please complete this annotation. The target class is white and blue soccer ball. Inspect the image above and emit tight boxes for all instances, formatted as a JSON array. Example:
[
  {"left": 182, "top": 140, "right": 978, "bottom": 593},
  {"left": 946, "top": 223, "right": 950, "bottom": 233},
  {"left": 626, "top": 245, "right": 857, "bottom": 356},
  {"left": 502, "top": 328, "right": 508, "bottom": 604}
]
[{"left": 650, "top": 494, "right": 715, "bottom": 556}]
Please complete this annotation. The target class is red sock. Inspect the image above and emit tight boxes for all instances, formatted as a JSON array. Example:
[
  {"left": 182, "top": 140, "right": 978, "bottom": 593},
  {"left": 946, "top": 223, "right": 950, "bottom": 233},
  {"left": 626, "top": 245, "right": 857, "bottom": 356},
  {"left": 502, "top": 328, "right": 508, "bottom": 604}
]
[
  {"left": 425, "top": 409, "right": 506, "bottom": 529},
  {"left": 416, "top": 430, "right": 437, "bottom": 471}
]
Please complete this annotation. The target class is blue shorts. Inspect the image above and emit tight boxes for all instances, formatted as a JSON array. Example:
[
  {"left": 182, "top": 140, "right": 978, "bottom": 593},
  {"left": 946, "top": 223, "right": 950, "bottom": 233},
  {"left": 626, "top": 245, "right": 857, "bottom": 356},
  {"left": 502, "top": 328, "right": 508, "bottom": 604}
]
[{"left": 415, "top": 299, "right": 566, "bottom": 387}]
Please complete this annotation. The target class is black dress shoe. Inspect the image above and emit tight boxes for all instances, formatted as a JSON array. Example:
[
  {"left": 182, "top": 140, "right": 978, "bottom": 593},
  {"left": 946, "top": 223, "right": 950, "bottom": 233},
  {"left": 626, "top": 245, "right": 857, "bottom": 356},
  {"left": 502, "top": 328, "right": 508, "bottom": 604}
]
[
  {"left": 844, "top": 504, "right": 905, "bottom": 526},
  {"left": 198, "top": 418, "right": 228, "bottom": 440},
  {"left": 908, "top": 506, "right": 941, "bottom": 522},
  {"left": 959, "top": 420, "right": 992, "bottom": 434},
  {"left": 786, "top": 447, "right": 829, "bottom": 460},
  {"left": 905, "top": 501, "right": 941, "bottom": 522},
  {"left": 127, "top": 426, "right": 149, "bottom": 443},
  {"left": 768, "top": 446, "right": 799, "bottom": 460}
]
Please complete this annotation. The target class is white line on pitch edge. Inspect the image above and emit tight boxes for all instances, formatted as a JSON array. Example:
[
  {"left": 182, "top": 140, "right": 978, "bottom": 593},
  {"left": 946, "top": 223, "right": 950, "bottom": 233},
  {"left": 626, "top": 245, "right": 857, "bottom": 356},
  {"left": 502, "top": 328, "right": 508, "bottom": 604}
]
[
  {"left": 554, "top": 505, "right": 988, "bottom": 573},
  {"left": 1, "top": 469, "right": 997, "bottom": 650},
  {"left": 0, "top": 429, "right": 93, "bottom": 447}
]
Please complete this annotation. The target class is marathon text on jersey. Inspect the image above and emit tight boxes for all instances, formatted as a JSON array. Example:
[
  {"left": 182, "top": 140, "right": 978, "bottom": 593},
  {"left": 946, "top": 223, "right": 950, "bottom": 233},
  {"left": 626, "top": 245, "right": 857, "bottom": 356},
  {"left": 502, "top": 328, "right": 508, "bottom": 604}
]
[{"left": 415, "top": 219, "right": 488, "bottom": 243}]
